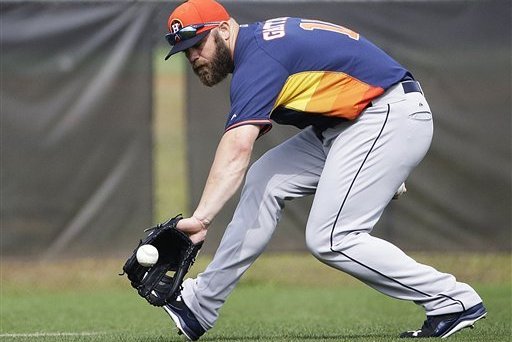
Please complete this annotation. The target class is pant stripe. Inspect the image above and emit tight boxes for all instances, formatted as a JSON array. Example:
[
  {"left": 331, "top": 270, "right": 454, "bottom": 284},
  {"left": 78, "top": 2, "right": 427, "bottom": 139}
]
[{"left": 329, "top": 104, "right": 391, "bottom": 250}]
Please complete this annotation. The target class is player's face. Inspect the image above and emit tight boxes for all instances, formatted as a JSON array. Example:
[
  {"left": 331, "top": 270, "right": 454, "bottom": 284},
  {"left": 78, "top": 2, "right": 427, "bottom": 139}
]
[{"left": 185, "top": 30, "right": 233, "bottom": 87}]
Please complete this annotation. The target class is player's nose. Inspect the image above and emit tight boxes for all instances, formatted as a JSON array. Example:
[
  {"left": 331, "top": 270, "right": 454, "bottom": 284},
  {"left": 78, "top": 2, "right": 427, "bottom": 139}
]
[{"left": 185, "top": 48, "right": 199, "bottom": 63}]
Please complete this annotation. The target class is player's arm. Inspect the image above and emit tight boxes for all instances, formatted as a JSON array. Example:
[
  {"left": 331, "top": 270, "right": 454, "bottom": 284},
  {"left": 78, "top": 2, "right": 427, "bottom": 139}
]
[{"left": 177, "top": 124, "right": 261, "bottom": 243}]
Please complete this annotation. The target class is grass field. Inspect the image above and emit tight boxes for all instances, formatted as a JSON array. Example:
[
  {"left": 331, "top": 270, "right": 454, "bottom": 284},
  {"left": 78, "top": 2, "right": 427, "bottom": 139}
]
[{"left": 1, "top": 253, "right": 511, "bottom": 341}]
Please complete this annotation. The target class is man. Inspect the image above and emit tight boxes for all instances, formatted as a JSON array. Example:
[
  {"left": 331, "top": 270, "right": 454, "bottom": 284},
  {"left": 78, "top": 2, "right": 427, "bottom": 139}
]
[{"left": 162, "top": 0, "right": 486, "bottom": 340}]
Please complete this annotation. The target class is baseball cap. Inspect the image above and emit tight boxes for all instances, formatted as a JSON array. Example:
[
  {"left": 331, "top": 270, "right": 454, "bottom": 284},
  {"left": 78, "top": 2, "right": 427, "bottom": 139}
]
[{"left": 165, "top": 0, "right": 230, "bottom": 60}]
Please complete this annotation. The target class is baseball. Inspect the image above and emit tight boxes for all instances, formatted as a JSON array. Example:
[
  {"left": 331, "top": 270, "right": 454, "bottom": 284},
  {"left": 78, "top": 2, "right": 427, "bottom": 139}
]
[{"left": 136, "top": 244, "right": 159, "bottom": 267}]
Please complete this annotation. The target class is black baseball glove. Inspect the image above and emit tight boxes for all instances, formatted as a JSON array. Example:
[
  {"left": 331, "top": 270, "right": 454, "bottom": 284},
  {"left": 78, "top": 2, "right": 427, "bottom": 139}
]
[{"left": 121, "top": 214, "right": 203, "bottom": 306}]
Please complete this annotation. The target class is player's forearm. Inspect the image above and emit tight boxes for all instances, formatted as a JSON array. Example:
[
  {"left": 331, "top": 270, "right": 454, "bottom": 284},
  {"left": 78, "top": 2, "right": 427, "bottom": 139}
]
[
  {"left": 193, "top": 146, "right": 251, "bottom": 224},
  {"left": 193, "top": 125, "right": 260, "bottom": 227}
]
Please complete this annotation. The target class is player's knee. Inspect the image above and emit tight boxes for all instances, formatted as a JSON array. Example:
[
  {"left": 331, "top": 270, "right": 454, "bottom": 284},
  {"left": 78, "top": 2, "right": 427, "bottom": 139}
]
[{"left": 305, "top": 231, "right": 332, "bottom": 259}]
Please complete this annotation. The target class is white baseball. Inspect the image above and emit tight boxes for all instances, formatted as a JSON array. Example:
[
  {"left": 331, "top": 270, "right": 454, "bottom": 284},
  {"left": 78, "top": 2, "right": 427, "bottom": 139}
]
[{"left": 136, "top": 244, "right": 159, "bottom": 267}]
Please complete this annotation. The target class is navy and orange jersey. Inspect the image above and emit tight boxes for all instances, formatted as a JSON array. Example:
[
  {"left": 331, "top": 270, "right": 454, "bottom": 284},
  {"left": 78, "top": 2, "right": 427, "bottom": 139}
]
[{"left": 225, "top": 17, "right": 412, "bottom": 134}]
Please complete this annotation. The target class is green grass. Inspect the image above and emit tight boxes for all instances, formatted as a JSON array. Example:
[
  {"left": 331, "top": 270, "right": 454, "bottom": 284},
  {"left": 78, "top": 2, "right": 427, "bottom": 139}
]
[
  {"left": 1, "top": 254, "right": 511, "bottom": 341},
  {"left": 2, "top": 285, "right": 510, "bottom": 341}
]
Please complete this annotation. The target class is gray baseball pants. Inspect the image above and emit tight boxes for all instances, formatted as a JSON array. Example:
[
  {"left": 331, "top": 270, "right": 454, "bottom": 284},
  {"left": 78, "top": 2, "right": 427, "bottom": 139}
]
[{"left": 181, "top": 83, "right": 482, "bottom": 330}]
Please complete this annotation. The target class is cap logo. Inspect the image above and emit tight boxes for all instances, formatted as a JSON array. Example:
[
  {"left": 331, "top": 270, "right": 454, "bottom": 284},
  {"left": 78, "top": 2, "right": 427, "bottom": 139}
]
[{"left": 170, "top": 19, "right": 183, "bottom": 34}]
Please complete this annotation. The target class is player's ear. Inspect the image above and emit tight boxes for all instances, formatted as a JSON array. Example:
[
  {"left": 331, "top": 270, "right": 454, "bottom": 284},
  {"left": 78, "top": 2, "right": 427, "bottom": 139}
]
[{"left": 218, "top": 21, "right": 231, "bottom": 40}]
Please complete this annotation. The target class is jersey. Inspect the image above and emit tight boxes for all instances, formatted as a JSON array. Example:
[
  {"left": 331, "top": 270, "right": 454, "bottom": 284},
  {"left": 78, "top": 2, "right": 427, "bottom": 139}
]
[{"left": 225, "top": 17, "right": 412, "bottom": 134}]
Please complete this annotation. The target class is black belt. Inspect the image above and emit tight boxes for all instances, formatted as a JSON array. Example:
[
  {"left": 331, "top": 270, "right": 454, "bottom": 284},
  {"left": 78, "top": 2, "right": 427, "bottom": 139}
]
[
  {"left": 401, "top": 80, "right": 423, "bottom": 94},
  {"left": 367, "top": 80, "right": 422, "bottom": 108}
]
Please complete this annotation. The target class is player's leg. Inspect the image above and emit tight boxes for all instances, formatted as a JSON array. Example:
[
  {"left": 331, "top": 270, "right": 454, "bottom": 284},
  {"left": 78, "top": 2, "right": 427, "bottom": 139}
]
[
  {"left": 305, "top": 90, "right": 482, "bottom": 317},
  {"left": 180, "top": 127, "right": 325, "bottom": 330}
]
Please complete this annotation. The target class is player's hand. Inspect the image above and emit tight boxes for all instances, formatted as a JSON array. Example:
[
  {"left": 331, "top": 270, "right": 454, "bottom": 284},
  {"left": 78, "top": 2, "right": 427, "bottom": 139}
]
[{"left": 176, "top": 216, "right": 208, "bottom": 244}]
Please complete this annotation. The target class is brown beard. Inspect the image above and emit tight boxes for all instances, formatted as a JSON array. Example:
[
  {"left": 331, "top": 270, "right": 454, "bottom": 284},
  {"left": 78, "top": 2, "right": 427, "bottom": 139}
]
[{"left": 193, "top": 31, "right": 234, "bottom": 87}]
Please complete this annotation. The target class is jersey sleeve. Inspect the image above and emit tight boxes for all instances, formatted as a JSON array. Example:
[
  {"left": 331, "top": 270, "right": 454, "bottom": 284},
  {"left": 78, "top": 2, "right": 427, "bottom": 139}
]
[{"left": 225, "top": 44, "right": 289, "bottom": 136}]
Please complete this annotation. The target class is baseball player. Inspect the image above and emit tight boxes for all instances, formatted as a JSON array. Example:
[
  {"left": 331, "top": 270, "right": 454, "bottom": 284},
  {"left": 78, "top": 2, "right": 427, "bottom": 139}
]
[{"left": 162, "top": 0, "right": 487, "bottom": 340}]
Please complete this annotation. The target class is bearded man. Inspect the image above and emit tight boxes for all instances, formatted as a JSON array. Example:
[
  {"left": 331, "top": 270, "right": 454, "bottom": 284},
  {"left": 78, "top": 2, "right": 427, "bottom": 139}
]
[{"left": 161, "top": 0, "right": 486, "bottom": 340}]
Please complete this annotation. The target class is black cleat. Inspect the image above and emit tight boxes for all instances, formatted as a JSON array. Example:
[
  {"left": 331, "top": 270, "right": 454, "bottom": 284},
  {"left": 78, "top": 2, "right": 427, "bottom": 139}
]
[
  {"left": 400, "top": 303, "right": 487, "bottom": 338},
  {"left": 163, "top": 297, "right": 206, "bottom": 341}
]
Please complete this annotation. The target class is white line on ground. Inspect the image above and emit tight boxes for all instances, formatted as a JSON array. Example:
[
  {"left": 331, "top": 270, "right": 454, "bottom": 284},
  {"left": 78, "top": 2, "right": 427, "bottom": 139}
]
[{"left": 0, "top": 332, "right": 104, "bottom": 337}]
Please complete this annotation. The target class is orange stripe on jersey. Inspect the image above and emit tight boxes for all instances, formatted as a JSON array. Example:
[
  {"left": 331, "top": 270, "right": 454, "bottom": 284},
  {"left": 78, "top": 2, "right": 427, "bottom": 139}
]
[
  {"left": 225, "top": 119, "right": 272, "bottom": 132},
  {"left": 273, "top": 71, "right": 384, "bottom": 120}
]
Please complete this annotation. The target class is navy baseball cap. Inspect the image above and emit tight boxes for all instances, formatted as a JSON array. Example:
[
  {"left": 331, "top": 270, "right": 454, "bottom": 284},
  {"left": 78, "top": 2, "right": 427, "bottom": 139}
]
[{"left": 165, "top": 0, "right": 230, "bottom": 60}]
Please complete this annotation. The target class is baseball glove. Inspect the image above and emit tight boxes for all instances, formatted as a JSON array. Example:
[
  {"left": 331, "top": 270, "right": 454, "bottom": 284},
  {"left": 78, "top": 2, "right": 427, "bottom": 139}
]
[{"left": 121, "top": 214, "right": 203, "bottom": 306}]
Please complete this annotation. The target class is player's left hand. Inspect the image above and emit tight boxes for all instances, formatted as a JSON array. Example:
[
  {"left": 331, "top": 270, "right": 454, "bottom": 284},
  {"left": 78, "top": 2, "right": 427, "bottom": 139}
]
[{"left": 176, "top": 216, "right": 208, "bottom": 244}]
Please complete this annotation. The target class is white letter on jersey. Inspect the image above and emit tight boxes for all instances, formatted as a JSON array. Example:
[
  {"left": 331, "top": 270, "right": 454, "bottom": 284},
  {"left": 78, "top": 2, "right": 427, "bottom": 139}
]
[{"left": 262, "top": 17, "right": 288, "bottom": 41}]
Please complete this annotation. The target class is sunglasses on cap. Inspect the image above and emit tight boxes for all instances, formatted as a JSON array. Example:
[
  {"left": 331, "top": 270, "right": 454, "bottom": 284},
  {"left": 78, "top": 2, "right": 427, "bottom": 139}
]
[{"left": 165, "top": 22, "right": 221, "bottom": 46}]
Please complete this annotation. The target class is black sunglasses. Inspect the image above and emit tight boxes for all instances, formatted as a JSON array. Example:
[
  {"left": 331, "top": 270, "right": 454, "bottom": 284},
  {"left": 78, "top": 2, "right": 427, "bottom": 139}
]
[{"left": 165, "top": 22, "right": 221, "bottom": 46}]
